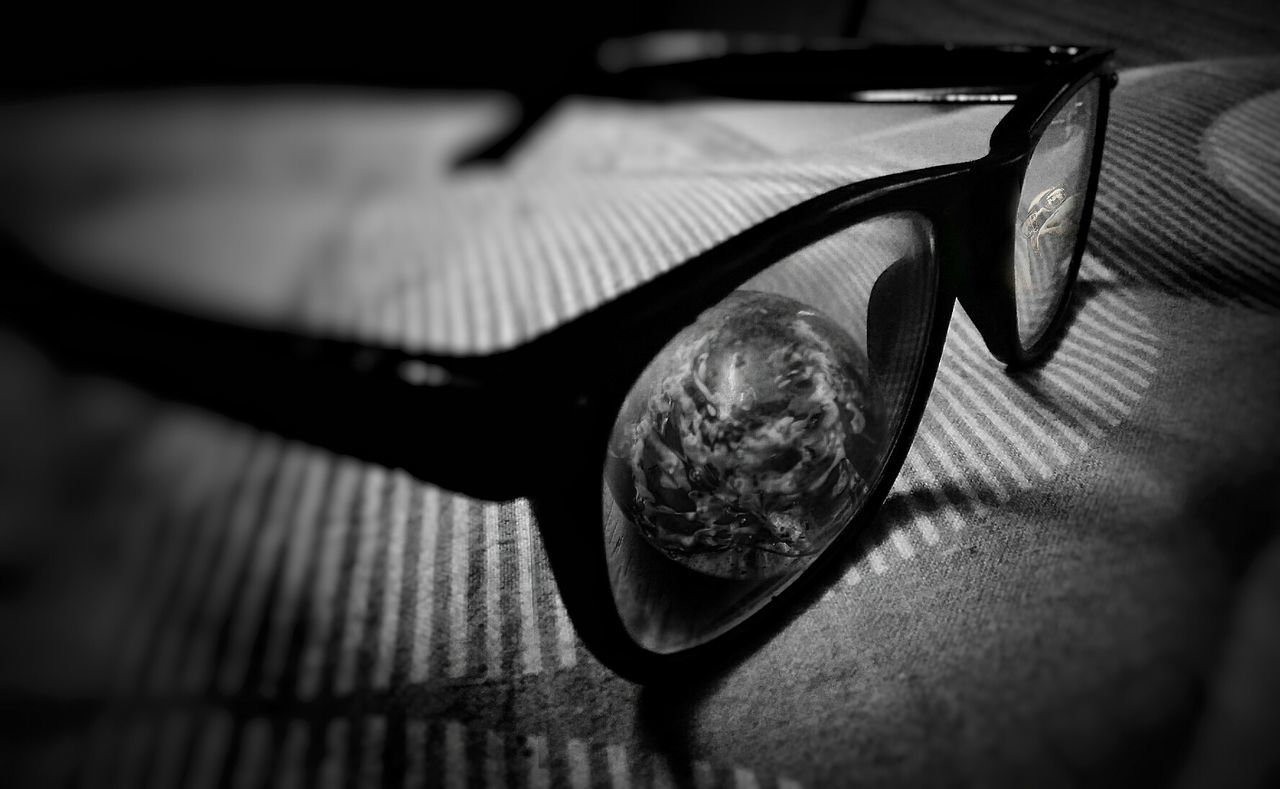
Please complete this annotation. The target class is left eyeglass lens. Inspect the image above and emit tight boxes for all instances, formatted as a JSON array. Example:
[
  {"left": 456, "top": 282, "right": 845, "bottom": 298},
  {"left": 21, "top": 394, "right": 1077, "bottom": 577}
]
[{"left": 602, "top": 212, "right": 938, "bottom": 654}]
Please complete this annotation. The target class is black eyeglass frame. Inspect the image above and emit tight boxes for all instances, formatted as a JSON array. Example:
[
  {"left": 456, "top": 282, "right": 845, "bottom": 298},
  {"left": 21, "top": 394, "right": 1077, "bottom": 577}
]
[{"left": 0, "top": 40, "right": 1115, "bottom": 683}]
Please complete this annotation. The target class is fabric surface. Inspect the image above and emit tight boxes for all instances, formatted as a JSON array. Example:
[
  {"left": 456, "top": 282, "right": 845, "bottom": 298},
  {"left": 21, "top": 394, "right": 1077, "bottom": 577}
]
[{"left": 3, "top": 13, "right": 1280, "bottom": 789}]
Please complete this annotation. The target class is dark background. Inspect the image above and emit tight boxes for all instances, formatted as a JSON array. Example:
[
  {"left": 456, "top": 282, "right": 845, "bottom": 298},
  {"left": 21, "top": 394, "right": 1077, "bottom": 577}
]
[
  {"left": 5, "top": 1, "right": 1278, "bottom": 93},
  {"left": 0, "top": 2, "right": 860, "bottom": 94}
]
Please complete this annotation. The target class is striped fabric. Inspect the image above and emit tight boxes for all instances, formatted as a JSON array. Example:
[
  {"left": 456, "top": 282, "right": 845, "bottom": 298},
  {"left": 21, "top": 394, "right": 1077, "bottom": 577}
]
[
  {"left": 24, "top": 710, "right": 809, "bottom": 789},
  {"left": 1092, "top": 60, "right": 1280, "bottom": 307},
  {"left": 5, "top": 44, "right": 1280, "bottom": 789}
]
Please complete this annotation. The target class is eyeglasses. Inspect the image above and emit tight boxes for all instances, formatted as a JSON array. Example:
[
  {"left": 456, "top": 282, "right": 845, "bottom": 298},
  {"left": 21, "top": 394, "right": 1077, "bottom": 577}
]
[{"left": 0, "top": 36, "right": 1115, "bottom": 681}]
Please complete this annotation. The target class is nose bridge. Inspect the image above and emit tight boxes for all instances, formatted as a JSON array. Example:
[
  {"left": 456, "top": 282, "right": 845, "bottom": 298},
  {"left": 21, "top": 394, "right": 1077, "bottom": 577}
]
[{"left": 942, "top": 154, "right": 1027, "bottom": 363}]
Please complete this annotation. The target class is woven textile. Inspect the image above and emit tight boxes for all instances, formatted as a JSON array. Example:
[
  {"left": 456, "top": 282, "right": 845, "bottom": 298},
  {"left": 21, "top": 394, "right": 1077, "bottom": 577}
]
[{"left": 4, "top": 38, "right": 1280, "bottom": 789}]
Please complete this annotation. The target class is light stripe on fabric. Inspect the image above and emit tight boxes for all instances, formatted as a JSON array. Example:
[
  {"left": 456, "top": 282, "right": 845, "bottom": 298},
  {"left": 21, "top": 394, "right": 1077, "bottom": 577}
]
[
  {"left": 297, "top": 460, "right": 362, "bottom": 698},
  {"left": 373, "top": 471, "right": 411, "bottom": 689}
]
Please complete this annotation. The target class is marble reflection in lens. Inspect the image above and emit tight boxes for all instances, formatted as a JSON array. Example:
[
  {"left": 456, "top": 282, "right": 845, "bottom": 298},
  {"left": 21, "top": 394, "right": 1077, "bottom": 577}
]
[{"left": 606, "top": 290, "right": 882, "bottom": 580}]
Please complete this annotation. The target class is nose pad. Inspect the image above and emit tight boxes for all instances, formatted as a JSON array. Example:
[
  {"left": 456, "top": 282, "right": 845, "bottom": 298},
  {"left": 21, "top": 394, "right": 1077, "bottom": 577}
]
[{"left": 866, "top": 256, "right": 924, "bottom": 414}]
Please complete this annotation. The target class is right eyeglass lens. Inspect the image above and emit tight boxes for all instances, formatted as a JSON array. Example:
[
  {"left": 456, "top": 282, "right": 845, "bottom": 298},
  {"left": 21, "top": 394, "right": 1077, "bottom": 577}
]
[
  {"left": 601, "top": 212, "right": 939, "bottom": 654},
  {"left": 1014, "top": 78, "right": 1101, "bottom": 350}
]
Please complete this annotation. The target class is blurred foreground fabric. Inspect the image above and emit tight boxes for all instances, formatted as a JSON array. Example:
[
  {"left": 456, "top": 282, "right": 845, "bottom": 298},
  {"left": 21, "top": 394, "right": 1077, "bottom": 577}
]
[{"left": 4, "top": 9, "right": 1280, "bottom": 789}]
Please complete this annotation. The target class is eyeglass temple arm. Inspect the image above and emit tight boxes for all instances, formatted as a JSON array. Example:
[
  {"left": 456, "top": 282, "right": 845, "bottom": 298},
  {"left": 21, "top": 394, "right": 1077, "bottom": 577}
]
[
  {"left": 0, "top": 231, "right": 545, "bottom": 501},
  {"left": 462, "top": 40, "right": 1090, "bottom": 164},
  {"left": 585, "top": 35, "right": 1097, "bottom": 103}
]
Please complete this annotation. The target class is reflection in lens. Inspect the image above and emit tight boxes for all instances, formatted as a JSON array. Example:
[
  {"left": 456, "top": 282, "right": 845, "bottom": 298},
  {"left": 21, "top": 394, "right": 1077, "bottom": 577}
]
[
  {"left": 603, "top": 212, "right": 937, "bottom": 653},
  {"left": 1014, "top": 79, "right": 1100, "bottom": 349},
  {"left": 614, "top": 289, "right": 879, "bottom": 581}
]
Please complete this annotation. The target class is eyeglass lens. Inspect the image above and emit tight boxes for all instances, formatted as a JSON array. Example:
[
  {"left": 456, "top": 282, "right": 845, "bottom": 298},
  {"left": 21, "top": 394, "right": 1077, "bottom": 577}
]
[
  {"left": 602, "top": 212, "right": 938, "bottom": 653},
  {"left": 1014, "top": 79, "right": 1101, "bottom": 349}
]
